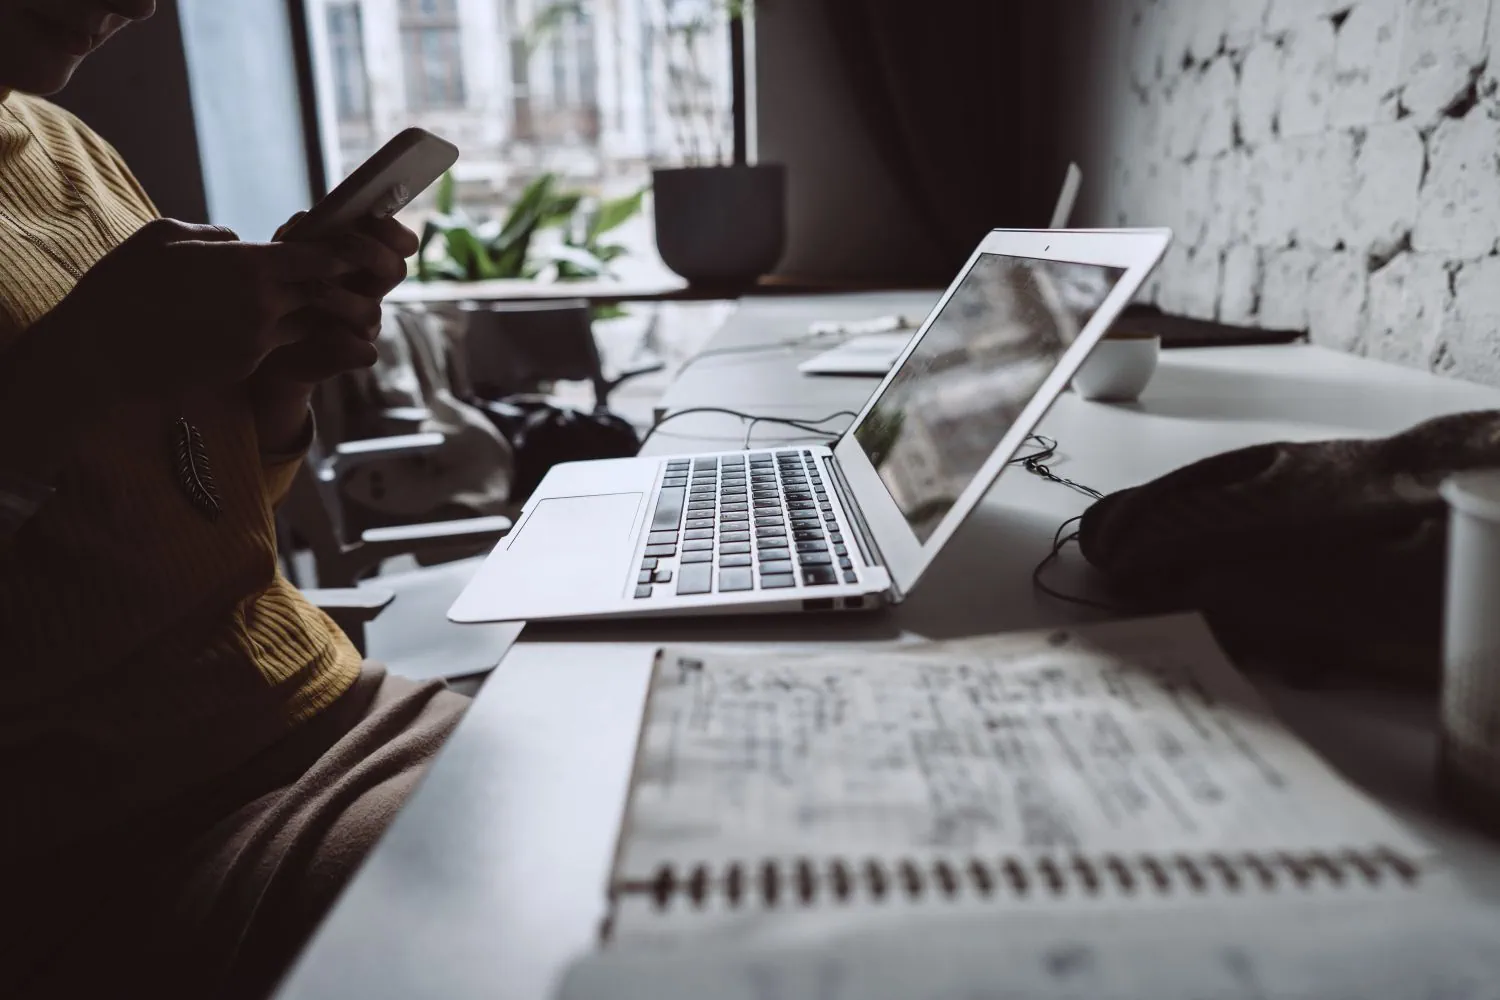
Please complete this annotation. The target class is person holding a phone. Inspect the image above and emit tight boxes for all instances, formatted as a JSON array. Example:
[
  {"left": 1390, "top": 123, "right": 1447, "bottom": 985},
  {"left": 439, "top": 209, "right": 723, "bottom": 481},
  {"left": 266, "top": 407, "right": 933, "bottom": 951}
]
[{"left": 0, "top": 3, "right": 471, "bottom": 998}]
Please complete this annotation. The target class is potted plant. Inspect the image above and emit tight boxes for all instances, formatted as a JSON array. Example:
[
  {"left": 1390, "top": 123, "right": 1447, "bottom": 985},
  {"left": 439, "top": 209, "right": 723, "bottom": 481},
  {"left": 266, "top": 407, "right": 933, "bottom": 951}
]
[
  {"left": 414, "top": 171, "right": 644, "bottom": 290},
  {"left": 651, "top": 0, "right": 785, "bottom": 288}
]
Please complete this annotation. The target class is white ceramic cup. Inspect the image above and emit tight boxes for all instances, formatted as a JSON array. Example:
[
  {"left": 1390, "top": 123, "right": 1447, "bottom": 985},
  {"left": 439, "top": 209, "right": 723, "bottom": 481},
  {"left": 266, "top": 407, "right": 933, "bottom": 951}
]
[
  {"left": 1072, "top": 330, "right": 1161, "bottom": 403},
  {"left": 1438, "top": 469, "right": 1500, "bottom": 830}
]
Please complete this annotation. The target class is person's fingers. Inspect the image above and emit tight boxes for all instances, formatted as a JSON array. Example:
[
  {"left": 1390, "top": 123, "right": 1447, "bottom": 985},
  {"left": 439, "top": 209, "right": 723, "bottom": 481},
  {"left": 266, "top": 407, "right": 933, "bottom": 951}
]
[
  {"left": 259, "top": 241, "right": 352, "bottom": 284},
  {"left": 356, "top": 215, "right": 421, "bottom": 258},
  {"left": 260, "top": 327, "right": 379, "bottom": 382},
  {"left": 305, "top": 281, "right": 384, "bottom": 338},
  {"left": 138, "top": 218, "right": 240, "bottom": 244},
  {"left": 328, "top": 231, "right": 409, "bottom": 291},
  {"left": 273, "top": 211, "right": 308, "bottom": 242}
]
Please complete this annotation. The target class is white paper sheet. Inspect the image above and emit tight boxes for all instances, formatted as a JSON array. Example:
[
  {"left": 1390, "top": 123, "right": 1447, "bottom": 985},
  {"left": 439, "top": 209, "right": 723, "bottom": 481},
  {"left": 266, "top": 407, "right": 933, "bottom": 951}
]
[{"left": 617, "top": 615, "right": 1430, "bottom": 881}]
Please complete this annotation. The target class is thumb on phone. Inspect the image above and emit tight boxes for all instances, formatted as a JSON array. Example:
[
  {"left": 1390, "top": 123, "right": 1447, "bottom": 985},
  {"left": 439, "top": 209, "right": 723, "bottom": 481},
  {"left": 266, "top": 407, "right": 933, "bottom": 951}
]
[{"left": 274, "top": 212, "right": 308, "bottom": 242}]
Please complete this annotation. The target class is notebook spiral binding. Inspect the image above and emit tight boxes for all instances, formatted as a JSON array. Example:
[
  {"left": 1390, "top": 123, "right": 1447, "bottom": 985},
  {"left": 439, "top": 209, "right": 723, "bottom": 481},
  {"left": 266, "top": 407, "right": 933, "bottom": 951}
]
[{"left": 618, "top": 847, "right": 1422, "bottom": 912}]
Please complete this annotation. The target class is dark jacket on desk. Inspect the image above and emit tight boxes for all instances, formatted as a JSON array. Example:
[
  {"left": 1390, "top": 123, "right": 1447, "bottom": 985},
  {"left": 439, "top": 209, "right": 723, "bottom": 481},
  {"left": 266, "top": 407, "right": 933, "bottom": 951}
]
[{"left": 1078, "top": 409, "right": 1500, "bottom": 686}]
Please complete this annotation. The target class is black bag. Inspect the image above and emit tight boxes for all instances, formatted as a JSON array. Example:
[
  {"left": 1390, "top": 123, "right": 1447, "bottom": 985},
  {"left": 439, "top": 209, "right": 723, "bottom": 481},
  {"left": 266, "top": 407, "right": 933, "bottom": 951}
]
[
  {"left": 1077, "top": 410, "right": 1500, "bottom": 686},
  {"left": 481, "top": 398, "right": 640, "bottom": 504}
]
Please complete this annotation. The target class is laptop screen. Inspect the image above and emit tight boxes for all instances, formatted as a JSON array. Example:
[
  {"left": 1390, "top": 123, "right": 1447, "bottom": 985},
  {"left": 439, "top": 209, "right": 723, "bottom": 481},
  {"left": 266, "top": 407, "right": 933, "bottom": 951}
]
[{"left": 851, "top": 252, "right": 1127, "bottom": 543}]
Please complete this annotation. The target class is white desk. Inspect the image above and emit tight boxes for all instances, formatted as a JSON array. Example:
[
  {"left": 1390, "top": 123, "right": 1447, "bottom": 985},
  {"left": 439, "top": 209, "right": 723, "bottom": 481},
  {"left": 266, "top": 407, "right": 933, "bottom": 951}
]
[{"left": 277, "top": 293, "right": 1500, "bottom": 1000}]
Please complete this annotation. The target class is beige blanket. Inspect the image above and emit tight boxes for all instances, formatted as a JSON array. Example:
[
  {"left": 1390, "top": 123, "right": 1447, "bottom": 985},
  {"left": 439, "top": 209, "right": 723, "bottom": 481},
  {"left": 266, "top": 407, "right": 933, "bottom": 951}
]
[{"left": 12, "top": 664, "right": 468, "bottom": 1000}]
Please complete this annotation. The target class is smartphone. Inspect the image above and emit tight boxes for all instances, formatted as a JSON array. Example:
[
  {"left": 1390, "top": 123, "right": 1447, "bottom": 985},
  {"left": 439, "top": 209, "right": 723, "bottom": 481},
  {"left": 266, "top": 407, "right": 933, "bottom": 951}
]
[{"left": 280, "top": 127, "right": 459, "bottom": 242}]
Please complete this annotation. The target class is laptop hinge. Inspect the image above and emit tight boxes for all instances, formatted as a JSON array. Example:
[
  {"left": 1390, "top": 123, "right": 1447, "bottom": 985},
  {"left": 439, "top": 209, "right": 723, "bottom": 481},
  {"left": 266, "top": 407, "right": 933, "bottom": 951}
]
[{"left": 823, "top": 454, "right": 903, "bottom": 603}]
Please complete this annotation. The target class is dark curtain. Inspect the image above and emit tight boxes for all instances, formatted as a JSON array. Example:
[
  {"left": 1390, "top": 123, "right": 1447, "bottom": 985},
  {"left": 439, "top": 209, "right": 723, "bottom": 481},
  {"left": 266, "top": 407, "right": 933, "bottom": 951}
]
[{"left": 819, "top": 0, "right": 1074, "bottom": 274}]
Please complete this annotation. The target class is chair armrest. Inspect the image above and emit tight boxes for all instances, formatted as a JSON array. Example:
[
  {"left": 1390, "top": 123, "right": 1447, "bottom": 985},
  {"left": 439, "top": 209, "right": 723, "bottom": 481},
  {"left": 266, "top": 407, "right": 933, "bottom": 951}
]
[
  {"left": 332, "top": 432, "right": 446, "bottom": 474},
  {"left": 380, "top": 406, "right": 433, "bottom": 427},
  {"left": 349, "top": 515, "right": 512, "bottom": 577},
  {"left": 302, "top": 587, "right": 396, "bottom": 618},
  {"left": 302, "top": 587, "right": 395, "bottom": 656},
  {"left": 360, "top": 515, "right": 512, "bottom": 546}
]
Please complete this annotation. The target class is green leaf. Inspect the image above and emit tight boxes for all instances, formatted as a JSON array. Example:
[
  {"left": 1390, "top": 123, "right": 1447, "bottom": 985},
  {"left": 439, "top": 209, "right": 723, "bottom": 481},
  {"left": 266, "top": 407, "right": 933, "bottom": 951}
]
[
  {"left": 539, "top": 192, "right": 583, "bottom": 230},
  {"left": 416, "top": 219, "right": 445, "bottom": 282},
  {"left": 586, "top": 187, "right": 647, "bottom": 242},
  {"left": 434, "top": 170, "right": 456, "bottom": 216},
  {"left": 592, "top": 303, "right": 629, "bottom": 322},
  {"left": 445, "top": 226, "right": 502, "bottom": 281},
  {"left": 541, "top": 242, "right": 609, "bottom": 279}
]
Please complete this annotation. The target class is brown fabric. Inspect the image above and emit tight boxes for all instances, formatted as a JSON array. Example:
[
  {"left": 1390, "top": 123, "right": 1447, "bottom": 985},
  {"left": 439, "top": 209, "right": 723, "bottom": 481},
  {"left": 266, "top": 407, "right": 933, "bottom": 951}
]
[
  {"left": 1077, "top": 410, "right": 1500, "bottom": 686},
  {"left": 10, "top": 663, "right": 469, "bottom": 1000}
]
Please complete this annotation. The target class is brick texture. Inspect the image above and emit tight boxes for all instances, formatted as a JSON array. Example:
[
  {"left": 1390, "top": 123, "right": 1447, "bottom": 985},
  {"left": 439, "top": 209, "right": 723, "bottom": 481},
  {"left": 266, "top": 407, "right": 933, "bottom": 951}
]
[{"left": 1089, "top": 0, "right": 1500, "bottom": 385}]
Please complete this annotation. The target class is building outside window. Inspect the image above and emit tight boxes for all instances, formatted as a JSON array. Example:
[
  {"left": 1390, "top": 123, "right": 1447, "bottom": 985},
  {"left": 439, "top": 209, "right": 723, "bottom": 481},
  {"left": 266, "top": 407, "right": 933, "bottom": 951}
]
[
  {"left": 326, "top": 2, "right": 370, "bottom": 122},
  {"left": 400, "top": 0, "right": 467, "bottom": 110},
  {"left": 304, "top": 0, "right": 743, "bottom": 287}
]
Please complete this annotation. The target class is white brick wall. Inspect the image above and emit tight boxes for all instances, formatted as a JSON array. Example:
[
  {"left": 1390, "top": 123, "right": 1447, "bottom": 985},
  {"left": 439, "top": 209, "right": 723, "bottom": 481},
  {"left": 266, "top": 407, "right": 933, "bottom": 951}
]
[{"left": 1090, "top": 0, "right": 1500, "bottom": 385}]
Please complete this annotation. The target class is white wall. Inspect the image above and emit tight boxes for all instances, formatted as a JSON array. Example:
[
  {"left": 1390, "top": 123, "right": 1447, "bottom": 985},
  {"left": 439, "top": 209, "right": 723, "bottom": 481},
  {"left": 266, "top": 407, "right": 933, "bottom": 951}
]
[{"left": 1080, "top": 0, "right": 1500, "bottom": 385}]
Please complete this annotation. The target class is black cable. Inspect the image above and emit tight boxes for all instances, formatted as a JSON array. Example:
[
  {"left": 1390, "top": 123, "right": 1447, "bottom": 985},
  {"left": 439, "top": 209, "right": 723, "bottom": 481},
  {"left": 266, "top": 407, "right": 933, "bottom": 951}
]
[
  {"left": 1007, "top": 434, "right": 1104, "bottom": 500},
  {"left": 670, "top": 332, "right": 851, "bottom": 378},
  {"left": 638, "top": 406, "right": 859, "bottom": 450},
  {"left": 743, "top": 410, "right": 858, "bottom": 448}
]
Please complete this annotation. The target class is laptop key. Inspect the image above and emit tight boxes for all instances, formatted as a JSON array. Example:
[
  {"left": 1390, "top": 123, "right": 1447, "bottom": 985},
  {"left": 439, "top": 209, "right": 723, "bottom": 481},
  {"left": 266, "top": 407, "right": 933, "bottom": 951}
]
[
  {"left": 719, "top": 503, "right": 749, "bottom": 513},
  {"left": 648, "top": 531, "right": 678, "bottom": 545},
  {"left": 683, "top": 538, "right": 713, "bottom": 551},
  {"left": 638, "top": 570, "right": 653, "bottom": 584},
  {"left": 644, "top": 544, "right": 676, "bottom": 557},
  {"left": 759, "top": 550, "right": 791, "bottom": 565},
  {"left": 719, "top": 511, "right": 749, "bottom": 523},
  {"left": 650, "top": 487, "right": 686, "bottom": 531},
  {"left": 760, "top": 573, "right": 795, "bottom": 589},
  {"left": 803, "top": 566, "right": 837, "bottom": 586},
  {"left": 682, "top": 550, "right": 712, "bottom": 563},
  {"left": 677, "top": 563, "right": 712, "bottom": 594},
  {"left": 719, "top": 541, "right": 751, "bottom": 555},
  {"left": 829, "top": 532, "right": 844, "bottom": 543},
  {"left": 655, "top": 569, "right": 674, "bottom": 583},
  {"left": 635, "top": 584, "right": 654, "bottom": 598},
  {"left": 835, "top": 544, "right": 848, "bottom": 555},
  {"left": 844, "top": 570, "right": 859, "bottom": 584},
  {"left": 686, "top": 518, "right": 715, "bottom": 530},
  {"left": 684, "top": 528, "right": 714, "bottom": 540},
  {"left": 839, "top": 557, "right": 854, "bottom": 570},
  {"left": 640, "top": 557, "right": 658, "bottom": 570},
  {"left": 796, "top": 540, "right": 828, "bottom": 552},
  {"left": 756, "top": 524, "right": 787, "bottom": 537},
  {"left": 759, "top": 559, "right": 793, "bottom": 575},
  {"left": 720, "top": 530, "right": 750, "bottom": 543},
  {"left": 791, "top": 520, "right": 822, "bottom": 531},
  {"left": 793, "top": 529, "right": 823, "bottom": 541},
  {"left": 755, "top": 516, "right": 784, "bottom": 527},
  {"left": 800, "top": 552, "right": 833, "bottom": 566},
  {"left": 718, "top": 553, "right": 752, "bottom": 568},
  {"left": 718, "top": 567, "right": 753, "bottom": 592}
]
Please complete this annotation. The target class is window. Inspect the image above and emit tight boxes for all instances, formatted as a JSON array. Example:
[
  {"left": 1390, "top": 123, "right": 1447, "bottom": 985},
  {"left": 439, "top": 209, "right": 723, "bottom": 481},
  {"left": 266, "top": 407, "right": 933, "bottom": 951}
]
[
  {"left": 303, "top": 0, "right": 749, "bottom": 287},
  {"left": 326, "top": 3, "right": 369, "bottom": 122},
  {"left": 399, "top": 0, "right": 465, "bottom": 110}
]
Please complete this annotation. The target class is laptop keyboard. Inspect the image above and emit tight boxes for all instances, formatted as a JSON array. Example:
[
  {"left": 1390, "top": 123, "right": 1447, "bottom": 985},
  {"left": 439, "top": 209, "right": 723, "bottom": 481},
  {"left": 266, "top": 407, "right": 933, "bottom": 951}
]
[{"left": 634, "top": 450, "right": 860, "bottom": 598}]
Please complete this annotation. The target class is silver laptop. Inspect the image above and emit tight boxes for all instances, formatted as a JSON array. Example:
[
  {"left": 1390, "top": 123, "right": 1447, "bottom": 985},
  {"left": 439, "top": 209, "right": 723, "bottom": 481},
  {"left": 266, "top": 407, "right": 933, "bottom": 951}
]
[
  {"left": 449, "top": 227, "right": 1170, "bottom": 625},
  {"left": 799, "top": 163, "right": 1084, "bottom": 377}
]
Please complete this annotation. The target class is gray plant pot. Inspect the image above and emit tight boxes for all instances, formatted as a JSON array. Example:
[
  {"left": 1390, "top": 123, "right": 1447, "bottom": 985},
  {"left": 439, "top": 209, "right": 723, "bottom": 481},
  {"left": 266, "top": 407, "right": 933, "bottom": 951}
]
[{"left": 652, "top": 164, "right": 786, "bottom": 286}]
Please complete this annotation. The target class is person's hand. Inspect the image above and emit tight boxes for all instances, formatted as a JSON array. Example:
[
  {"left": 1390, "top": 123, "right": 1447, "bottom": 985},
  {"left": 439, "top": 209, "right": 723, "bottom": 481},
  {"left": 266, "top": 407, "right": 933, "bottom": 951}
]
[
  {"left": 251, "top": 215, "right": 419, "bottom": 389},
  {"left": 248, "top": 214, "right": 419, "bottom": 452},
  {"left": 47, "top": 218, "right": 350, "bottom": 400}
]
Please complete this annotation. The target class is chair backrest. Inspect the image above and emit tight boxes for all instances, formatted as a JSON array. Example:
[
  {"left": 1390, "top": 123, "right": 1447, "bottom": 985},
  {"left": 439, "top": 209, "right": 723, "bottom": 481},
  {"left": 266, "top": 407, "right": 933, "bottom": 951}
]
[
  {"left": 280, "top": 435, "right": 352, "bottom": 573},
  {"left": 459, "top": 298, "right": 603, "bottom": 399}
]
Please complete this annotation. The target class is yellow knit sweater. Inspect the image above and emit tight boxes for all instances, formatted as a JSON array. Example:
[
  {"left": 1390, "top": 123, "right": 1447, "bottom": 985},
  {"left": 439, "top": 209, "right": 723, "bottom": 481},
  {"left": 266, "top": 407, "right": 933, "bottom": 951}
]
[{"left": 0, "top": 93, "right": 362, "bottom": 854}]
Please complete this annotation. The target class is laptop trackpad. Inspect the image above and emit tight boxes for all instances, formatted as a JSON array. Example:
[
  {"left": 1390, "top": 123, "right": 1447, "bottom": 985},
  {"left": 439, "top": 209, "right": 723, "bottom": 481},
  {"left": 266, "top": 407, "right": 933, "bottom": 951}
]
[{"left": 508, "top": 491, "right": 642, "bottom": 592}]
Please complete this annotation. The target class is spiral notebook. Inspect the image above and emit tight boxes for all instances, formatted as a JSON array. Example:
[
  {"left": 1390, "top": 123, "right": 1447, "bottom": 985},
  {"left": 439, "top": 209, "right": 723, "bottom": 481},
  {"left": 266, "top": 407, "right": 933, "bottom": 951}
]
[{"left": 603, "top": 614, "right": 1447, "bottom": 945}]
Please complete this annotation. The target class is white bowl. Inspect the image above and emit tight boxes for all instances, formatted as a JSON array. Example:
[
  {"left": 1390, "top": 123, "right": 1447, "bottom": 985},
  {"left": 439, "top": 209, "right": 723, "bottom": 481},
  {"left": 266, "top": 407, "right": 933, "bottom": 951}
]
[{"left": 1073, "top": 333, "right": 1161, "bottom": 402}]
